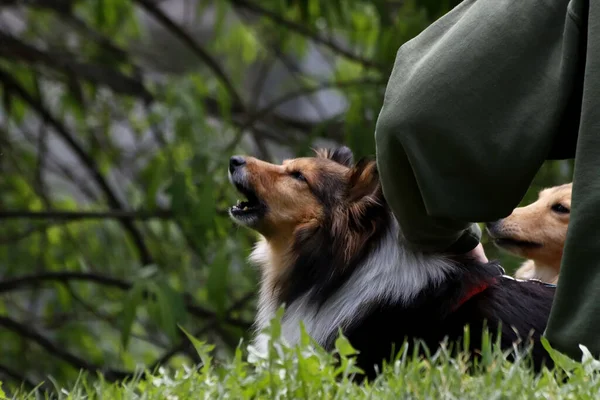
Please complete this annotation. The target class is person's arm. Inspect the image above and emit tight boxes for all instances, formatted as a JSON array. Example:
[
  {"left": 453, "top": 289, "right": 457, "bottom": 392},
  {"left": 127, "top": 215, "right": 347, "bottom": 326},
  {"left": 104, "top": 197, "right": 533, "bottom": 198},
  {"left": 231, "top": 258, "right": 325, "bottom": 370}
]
[{"left": 375, "top": 0, "right": 580, "bottom": 254}]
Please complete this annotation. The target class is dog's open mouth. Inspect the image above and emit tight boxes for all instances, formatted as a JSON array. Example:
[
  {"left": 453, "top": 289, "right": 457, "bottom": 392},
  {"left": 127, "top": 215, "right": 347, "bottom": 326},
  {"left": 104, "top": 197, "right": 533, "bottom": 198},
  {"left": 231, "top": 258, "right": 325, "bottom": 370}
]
[
  {"left": 229, "top": 182, "right": 265, "bottom": 222},
  {"left": 493, "top": 238, "right": 542, "bottom": 249}
]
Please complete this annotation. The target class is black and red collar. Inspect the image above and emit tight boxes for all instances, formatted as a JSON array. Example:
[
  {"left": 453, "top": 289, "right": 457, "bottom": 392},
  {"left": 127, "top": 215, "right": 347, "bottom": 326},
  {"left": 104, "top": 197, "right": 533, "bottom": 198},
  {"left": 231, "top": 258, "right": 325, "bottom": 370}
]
[
  {"left": 452, "top": 273, "right": 557, "bottom": 312},
  {"left": 452, "top": 278, "right": 497, "bottom": 312}
]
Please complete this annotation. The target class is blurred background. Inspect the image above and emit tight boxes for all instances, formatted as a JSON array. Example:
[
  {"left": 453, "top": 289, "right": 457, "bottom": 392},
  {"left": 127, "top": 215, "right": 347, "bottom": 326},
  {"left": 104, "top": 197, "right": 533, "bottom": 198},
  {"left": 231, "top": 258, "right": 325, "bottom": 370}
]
[{"left": 0, "top": 0, "right": 572, "bottom": 392}]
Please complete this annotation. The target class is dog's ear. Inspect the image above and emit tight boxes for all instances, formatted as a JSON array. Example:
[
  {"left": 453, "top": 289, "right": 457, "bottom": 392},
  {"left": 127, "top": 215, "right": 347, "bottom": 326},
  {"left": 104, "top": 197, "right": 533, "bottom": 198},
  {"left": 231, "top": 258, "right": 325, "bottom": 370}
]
[
  {"left": 315, "top": 146, "right": 354, "bottom": 167},
  {"left": 331, "top": 158, "right": 384, "bottom": 263},
  {"left": 347, "top": 158, "right": 380, "bottom": 204}
]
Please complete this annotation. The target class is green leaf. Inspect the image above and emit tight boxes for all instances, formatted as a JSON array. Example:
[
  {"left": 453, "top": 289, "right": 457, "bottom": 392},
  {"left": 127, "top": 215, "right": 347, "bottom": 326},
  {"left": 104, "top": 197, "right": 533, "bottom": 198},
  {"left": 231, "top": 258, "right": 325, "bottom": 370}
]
[
  {"left": 298, "top": 0, "right": 309, "bottom": 22},
  {"left": 156, "top": 281, "right": 187, "bottom": 343},
  {"left": 216, "top": 83, "right": 233, "bottom": 121},
  {"left": 268, "top": 306, "right": 285, "bottom": 341},
  {"left": 540, "top": 336, "right": 580, "bottom": 373},
  {"left": 167, "top": 171, "right": 189, "bottom": 216},
  {"left": 191, "top": 181, "right": 217, "bottom": 233},
  {"left": 120, "top": 281, "right": 145, "bottom": 350},
  {"left": 334, "top": 330, "right": 357, "bottom": 358},
  {"left": 206, "top": 248, "right": 229, "bottom": 318},
  {"left": 2, "top": 87, "right": 12, "bottom": 117},
  {"left": 95, "top": 0, "right": 106, "bottom": 27},
  {"left": 137, "top": 264, "right": 159, "bottom": 280},
  {"left": 416, "top": 0, "right": 451, "bottom": 19},
  {"left": 179, "top": 325, "right": 215, "bottom": 372},
  {"left": 56, "top": 283, "right": 72, "bottom": 311},
  {"left": 140, "top": 154, "right": 167, "bottom": 209},
  {"left": 213, "top": 1, "right": 229, "bottom": 37}
]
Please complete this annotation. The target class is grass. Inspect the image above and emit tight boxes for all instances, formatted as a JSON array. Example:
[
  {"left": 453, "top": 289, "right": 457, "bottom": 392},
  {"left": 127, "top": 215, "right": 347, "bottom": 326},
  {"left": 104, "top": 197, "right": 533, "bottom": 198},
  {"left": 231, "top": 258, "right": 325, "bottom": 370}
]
[{"left": 3, "top": 317, "right": 600, "bottom": 399}]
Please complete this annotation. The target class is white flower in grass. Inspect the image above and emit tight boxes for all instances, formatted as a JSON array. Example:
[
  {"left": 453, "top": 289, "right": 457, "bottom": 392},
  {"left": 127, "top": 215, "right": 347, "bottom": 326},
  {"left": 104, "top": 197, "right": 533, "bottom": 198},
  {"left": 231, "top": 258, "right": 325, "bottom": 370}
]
[{"left": 579, "top": 344, "right": 600, "bottom": 373}]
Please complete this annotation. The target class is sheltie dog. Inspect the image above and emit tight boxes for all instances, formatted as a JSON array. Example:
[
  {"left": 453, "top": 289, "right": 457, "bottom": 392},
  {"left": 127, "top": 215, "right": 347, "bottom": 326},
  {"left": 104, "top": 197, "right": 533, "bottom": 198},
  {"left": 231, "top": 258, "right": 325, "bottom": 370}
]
[
  {"left": 228, "top": 146, "right": 555, "bottom": 379},
  {"left": 487, "top": 183, "right": 571, "bottom": 285}
]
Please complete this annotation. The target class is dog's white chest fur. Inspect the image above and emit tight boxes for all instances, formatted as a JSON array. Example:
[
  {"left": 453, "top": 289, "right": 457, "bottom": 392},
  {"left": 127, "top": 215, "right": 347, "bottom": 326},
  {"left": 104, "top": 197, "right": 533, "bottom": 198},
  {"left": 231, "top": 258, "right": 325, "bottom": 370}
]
[{"left": 249, "top": 220, "right": 455, "bottom": 354}]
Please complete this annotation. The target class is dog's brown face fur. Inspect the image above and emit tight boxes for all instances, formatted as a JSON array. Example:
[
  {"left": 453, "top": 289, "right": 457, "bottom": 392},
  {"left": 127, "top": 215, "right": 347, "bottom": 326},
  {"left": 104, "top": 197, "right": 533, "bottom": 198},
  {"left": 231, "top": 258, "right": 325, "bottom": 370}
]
[
  {"left": 228, "top": 147, "right": 384, "bottom": 287},
  {"left": 229, "top": 155, "right": 340, "bottom": 237},
  {"left": 486, "top": 183, "right": 572, "bottom": 268},
  {"left": 229, "top": 147, "right": 380, "bottom": 239}
]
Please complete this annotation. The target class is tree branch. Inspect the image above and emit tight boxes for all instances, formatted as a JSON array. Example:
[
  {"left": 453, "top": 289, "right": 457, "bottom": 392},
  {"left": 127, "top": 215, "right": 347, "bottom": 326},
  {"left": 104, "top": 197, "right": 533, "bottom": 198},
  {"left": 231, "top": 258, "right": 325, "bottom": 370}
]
[
  {"left": 230, "top": 0, "right": 384, "bottom": 70},
  {"left": 0, "top": 67, "right": 154, "bottom": 266},
  {"left": 0, "top": 274, "right": 254, "bottom": 382},
  {"left": 147, "top": 291, "right": 255, "bottom": 371},
  {"left": 240, "top": 78, "right": 385, "bottom": 132},
  {"left": 135, "top": 0, "right": 244, "bottom": 106},
  {"left": 0, "top": 271, "right": 131, "bottom": 293},
  {"left": 0, "top": 33, "right": 152, "bottom": 101},
  {"left": 0, "top": 209, "right": 173, "bottom": 221},
  {"left": 0, "top": 0, "right": 72, "bottom": 11},
  {"left": 0, "top": 363, "right": 46, "bottom": 394},
  {"left": 0, "top": 223, "right": 62, "bottom": 245},
  {"left": 0, "top": 208, "right": 229, "bottom": 221},
  {"left": 0, "top": 271, "right": 252, "bottom": 330},
  {"left": 0, "top": 315, "right": 131, "bottom": 382}
]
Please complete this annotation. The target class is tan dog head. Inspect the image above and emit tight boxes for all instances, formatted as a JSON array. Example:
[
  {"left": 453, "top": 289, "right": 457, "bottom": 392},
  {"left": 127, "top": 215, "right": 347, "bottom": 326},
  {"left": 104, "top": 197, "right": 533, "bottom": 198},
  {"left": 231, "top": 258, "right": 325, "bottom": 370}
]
[{"left": 486, "top": 183, "right": 572, "bottom": 269}]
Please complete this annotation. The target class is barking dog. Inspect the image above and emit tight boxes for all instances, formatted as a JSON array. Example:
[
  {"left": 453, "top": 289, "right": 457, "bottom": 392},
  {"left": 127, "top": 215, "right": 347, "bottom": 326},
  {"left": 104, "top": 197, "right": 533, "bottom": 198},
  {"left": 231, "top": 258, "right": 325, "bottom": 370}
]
[
  {"left": 486, "top": 183, "right": 572, "bottom": 285},
  {"left": 228, "top": 147, "right": 555, "bottom": 379}
]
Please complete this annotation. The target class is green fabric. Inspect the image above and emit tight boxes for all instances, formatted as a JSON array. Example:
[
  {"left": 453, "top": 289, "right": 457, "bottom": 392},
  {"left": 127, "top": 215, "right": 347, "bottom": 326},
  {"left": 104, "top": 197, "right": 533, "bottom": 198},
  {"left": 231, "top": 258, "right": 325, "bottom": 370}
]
[{"left": 375, "top": 0, "right": 599, "bottom": 360}]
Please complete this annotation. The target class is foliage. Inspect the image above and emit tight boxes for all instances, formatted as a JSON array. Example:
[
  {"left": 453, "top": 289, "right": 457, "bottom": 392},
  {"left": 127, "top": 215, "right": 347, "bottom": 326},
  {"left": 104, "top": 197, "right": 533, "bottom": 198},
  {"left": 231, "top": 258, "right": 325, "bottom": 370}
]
[
  {"left": 0, "top": 0, "right": 572, "bottom": 393},
  {"left": 4, "top": 320, "right": 600, "bottom": 399}
]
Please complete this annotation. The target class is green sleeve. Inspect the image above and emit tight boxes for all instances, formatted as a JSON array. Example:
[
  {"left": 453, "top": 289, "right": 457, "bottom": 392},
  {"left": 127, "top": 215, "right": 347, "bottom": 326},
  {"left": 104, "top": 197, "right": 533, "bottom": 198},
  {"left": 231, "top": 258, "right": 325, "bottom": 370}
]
[{"left": 375, "top": 0, "right": 579, "bottom": 254}]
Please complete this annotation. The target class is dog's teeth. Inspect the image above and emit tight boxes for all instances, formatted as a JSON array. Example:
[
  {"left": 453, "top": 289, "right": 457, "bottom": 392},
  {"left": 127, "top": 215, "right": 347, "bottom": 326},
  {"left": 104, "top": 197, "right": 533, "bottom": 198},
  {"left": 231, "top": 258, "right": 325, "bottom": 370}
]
[
  {"left": 236, "top": 199, "right": 241, "bottom": 206},
  {"left": 243, "top": 206, "right": 248, "bottom": 211}
]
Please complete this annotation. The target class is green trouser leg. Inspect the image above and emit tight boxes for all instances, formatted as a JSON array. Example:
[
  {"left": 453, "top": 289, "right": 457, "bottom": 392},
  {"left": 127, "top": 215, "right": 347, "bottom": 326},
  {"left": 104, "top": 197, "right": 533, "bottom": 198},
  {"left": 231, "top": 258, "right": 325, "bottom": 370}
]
[
  {"left": 545, "top": 0, "right": 600, "bottom": 360},
  {"left": 374, "top": 0, "right": 600, "bottom": 360}
]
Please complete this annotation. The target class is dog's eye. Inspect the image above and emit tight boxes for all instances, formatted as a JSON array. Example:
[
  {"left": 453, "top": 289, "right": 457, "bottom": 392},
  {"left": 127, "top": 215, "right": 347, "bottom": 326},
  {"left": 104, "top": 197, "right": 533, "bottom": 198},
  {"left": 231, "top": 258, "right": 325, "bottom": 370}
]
[
  {"left": 551, "top": 203, "right": 570, "bottom": 214},
  {"left": 290, "top": 171, "right": 306, "bottom": 182}
]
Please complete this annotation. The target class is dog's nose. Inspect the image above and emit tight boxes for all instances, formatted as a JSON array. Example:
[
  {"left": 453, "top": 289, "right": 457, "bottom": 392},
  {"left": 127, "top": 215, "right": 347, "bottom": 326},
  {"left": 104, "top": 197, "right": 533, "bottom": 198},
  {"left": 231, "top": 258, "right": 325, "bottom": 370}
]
[{"left": 229, "top": 155, "right": 246, "bottom": 173}]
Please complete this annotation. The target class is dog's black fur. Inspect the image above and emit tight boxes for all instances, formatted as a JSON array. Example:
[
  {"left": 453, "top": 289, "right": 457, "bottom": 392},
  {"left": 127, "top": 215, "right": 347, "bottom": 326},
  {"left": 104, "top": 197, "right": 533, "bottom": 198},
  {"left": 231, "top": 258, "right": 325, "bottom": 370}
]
[{"left": 345, "top": 259, "right": 555, "bottom": 379}]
